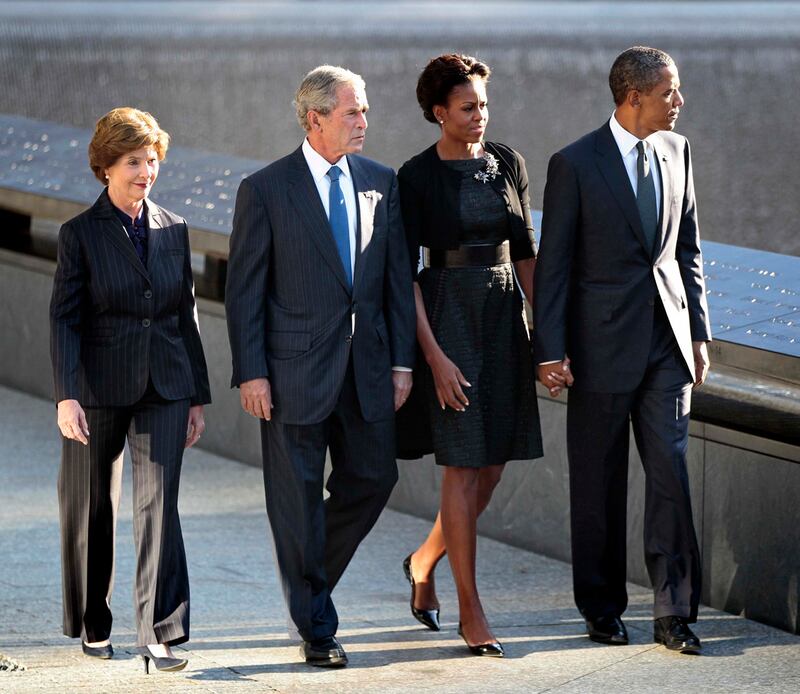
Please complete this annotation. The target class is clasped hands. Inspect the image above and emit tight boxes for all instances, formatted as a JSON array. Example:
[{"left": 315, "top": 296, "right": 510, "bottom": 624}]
[{"left": 536, "top": 357, "right": 574, "bottom": 398}]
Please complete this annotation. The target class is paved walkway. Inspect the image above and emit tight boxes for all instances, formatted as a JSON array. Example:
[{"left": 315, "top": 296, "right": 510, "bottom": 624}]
[{"left": 1, "top": 384, "right": 798, "bottom": 693}]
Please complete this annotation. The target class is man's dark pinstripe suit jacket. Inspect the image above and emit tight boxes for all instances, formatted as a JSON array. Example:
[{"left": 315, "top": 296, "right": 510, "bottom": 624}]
[
  {"left": 226, "top": 146, "right": 416, "bottom": 425},
  {"left": 50, "top": 189, "right": 211, "bottom": 407}
]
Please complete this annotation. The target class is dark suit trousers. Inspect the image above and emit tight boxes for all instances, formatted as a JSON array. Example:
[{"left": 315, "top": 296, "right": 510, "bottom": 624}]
[
  {"left": 58, "top": 383, "right": 191, "bottom": 646},
  {"left": 566, "top": 303, "right": 701, "bottom": 622},
  {"left": 260, "top": 361, "right": 398, "bottom": 642}
]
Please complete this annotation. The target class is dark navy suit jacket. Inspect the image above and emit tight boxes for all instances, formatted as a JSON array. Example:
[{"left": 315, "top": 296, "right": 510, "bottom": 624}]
[
  {"left": 533, "top": 121, "right": 712, "bottom": 393},
  {"left": 225, "top": 146, "right": 416, "bottom": 425}
]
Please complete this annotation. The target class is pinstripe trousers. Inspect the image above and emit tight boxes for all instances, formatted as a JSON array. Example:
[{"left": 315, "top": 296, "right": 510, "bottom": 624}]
[
  {"left": 260, "top": 361, "right": 399, "bottom": 642},
  {"left": 58, "top": 384, "right": 191, "bottom": 646}
]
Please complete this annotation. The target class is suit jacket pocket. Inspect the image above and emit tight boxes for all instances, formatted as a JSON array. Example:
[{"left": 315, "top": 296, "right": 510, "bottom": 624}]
[
  {"left": 83, "top": 327, "right": 117, "bottom": 345},
  {"left": 266, "top": 330, "right": 312, "bottom": 359},
  {"left": 578, "top": 293, "right": 615, "bottom": 323}
]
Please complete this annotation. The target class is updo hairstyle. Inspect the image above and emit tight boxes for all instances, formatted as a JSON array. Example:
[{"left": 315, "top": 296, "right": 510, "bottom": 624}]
[{"left": 415, "top": 54, "right": 491, "bottom": 124}]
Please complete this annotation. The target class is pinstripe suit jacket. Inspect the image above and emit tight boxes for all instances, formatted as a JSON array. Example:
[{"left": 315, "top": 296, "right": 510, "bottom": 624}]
[
  {"left": 225, "top": 145, "right": 416, "bottom": 425},
  {"left": 50, "top": 189, "right": 211, "bottom": 407}
]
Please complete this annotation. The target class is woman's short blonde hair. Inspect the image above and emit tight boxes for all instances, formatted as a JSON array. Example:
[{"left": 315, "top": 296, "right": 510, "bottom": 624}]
[{"left": 88, "top": 107, "right": 170, "bottom": 184}]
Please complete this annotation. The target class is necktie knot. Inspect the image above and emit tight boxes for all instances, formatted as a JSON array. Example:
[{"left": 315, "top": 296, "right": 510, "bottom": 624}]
[{"left": 328, "top": 165, "right": 342, "bottom": 183}]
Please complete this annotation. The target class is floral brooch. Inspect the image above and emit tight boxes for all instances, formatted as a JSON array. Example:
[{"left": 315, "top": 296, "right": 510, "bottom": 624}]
[{"left": 473, "top": 152, "right": 499, "bottom": 184}]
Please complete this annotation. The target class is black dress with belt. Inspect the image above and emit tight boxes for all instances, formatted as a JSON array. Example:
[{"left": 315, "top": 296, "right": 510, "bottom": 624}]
[{"left": 398, "top": 146, "right": 543, "bottom": 468}]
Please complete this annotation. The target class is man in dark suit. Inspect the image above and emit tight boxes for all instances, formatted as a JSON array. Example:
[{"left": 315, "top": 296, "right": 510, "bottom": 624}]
[
  {"left": 225, "top": 65, "right": 416, "bottom": 667},
  {"left": 533, "top": 46, "right": 712, "bottom": 653}
]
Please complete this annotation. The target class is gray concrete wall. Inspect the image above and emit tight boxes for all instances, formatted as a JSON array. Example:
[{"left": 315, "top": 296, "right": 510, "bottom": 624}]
[
  {"left": 1, "top": 1, "right": 799, "bottom": 256},
  {"left": 4, "top": 247, "right": 798, "bottom": 634}
]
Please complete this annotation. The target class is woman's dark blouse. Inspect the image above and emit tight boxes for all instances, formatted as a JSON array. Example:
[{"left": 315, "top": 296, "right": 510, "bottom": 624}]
[{"left": 397, "top": 141, "right": 537, "bottom": 277}]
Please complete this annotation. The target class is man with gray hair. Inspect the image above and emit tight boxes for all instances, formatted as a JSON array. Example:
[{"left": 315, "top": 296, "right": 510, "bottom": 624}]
[
  {"left": 533, "top": 47, "right": 711, "bottom": 653},
  {"left": 226, "top": 65, "right": 415, "bottom": 667}
]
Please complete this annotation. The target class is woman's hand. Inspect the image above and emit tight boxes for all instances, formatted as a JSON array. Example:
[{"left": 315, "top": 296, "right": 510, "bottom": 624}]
[
  {"left": 427, "top": 349, "right": 471, "bottom": 412},
  {"left": 185, "top": 405, "right": 205, "bottom": 448},
  {"left": 57, "top": 399, "right": 90, "bottom": 445}
]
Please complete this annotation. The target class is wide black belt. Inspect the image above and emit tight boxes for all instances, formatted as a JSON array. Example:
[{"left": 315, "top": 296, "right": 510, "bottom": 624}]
[{"left": 423, "top": 242, "right": 510, "bottom": 268}]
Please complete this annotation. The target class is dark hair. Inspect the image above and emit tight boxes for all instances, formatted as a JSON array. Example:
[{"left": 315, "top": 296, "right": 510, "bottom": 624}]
[
  {"left": 416, "top": 54, "right": 491, "bottom": 124},
  {"left": 609, "top": 46, "right": 675, "bottom": 106}
]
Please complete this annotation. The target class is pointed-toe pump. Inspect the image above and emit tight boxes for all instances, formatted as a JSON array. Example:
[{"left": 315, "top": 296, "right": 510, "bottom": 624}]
[
  {"left": 403, "top": 554, "right": 441, "bottom": 631},
  {"left": 81, "top": 641, "right": 113, "bottom": 659},
  {"left": 458, "top": 623, "right": 505, "bottom": 657},
  {"left": 139, "top": 646, "right": 188, "bottom": 674}
]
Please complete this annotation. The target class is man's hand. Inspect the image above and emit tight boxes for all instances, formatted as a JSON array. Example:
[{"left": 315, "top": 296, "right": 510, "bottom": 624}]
[
  {"left": 537, "top": 357, "right": 574, "bottom": 398},
  {"left": 393, "top": 371, "right": 413, "bottom": 411},
  {"left": 692, "top": 341, "right": 710, "bottom": 388},
  {"left": 57, "top": 399, "right": 90, "bottom": 445},
  {"left": 240, "top": 378, "right": 273, "bottom": 420},
  {"left": 185, "top": 405, "right": 205, "bottom": 448}
]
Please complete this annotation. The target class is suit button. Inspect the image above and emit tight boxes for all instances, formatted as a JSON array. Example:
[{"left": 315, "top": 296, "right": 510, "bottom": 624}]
[
  {"left": 345, "top": 335, "right": 352, "bottom": 343},
  {"left": 648, "top": 298, "right": 655, "bottom": 307},
  {"left": 144, "top": 289, "right": 152, "bottom": 299},
  {"left": 142, "top": 318, "right": 151, "bottom": 328}
]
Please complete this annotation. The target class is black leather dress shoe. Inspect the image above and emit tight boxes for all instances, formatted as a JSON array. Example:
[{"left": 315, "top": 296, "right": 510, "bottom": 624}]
[
  {"left": 81, "top": 641, "right": 113, "bottom": 659},
  {"left": 300, "top": 636, "right": 348, "bottom": 668},
  {"left": 403, "top": 554, "right": 441, "bottom": 631},
  {"left": 585, "top": 615, "right": 629, "bottom": 645},
  {"left": 654, "top": 616, "right": 702, "bottom": 654}
]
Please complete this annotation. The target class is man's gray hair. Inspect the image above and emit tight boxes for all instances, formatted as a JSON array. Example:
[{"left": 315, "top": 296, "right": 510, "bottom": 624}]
[
  {"left": 294, "top": 65, "right": 366, "bottom": 131},
  {"left": 609, "top": 46, "right": 675, "bottom": 106}
]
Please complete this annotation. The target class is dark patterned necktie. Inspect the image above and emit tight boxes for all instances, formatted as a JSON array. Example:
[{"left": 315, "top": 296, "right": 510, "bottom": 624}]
[
  {"left": 636, "top": 140, "right": 658, "bottom": 255},
  {"left": 327, "top": 165, "right": 352, "bottom": 287}
]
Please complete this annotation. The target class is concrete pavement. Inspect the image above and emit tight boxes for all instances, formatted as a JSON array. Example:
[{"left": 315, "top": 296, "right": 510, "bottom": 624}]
[{"left": 1, "top": 384, "right": 798, "bottom": 693}]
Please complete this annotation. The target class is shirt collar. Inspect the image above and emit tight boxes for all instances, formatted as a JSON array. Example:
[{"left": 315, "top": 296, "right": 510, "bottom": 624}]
[
  {"left": 302, "top": 138, "right": 351, "bottom": 184},
  {"left": 111, "top": 198, "right": 147, "bottom": 228},
  {"left": 609, "top": 111, "right": 657, "bottom": 158}
]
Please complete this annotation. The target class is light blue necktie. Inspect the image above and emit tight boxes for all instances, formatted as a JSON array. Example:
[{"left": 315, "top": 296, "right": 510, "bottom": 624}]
[{"left": 327, "top": 165, "right": 352, "bottom": 287}]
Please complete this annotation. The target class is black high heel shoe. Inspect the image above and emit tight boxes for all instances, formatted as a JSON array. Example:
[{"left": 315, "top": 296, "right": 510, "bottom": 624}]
[
  {"left": 81, "top": 641, "right": 113, "bottom": 659},
  {"left": 402, "top": 554, "right": 441, "bottom": 631},
  {"left": 458, "top": 623, "right": 505, "bottom": 657},
  {"left": 139, "top": 646, "right": 188, "bottom": 674}
]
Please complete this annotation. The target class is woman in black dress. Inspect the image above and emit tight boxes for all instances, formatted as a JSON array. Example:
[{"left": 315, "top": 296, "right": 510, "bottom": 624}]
[{"left": 397, "top": 54, "right": 570, "bottom": 656}]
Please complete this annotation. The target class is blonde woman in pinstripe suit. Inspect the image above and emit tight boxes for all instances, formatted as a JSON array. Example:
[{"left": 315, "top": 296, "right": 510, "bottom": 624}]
[{"left": 49, "top": 108, "right": 211, "bottom": 674}]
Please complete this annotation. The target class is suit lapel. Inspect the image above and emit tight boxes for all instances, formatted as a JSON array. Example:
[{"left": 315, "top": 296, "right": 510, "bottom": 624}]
[
  {"left": 287, "top": 147, "right": 351, "bottom": 294},
  {"left": 651, "top": 136, "right": 672, "bottom": 258},
  {"left": 594, "top": 122, "right": 651, "bottom": 256},
  {"left": 146, "top": 201, "right": 163, "bottom": 269},
  {"left": 92, "top": 190, "right": 150, "bottom": 281},
  {"left": 349, "top": 155, "right": 378, "bottom": 294}
]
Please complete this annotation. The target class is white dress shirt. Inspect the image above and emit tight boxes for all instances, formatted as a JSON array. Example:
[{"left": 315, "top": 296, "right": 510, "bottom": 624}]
[
  {"left": 301, "top": 138, "right": 357, "bottom": 278},
  {"left": 301, "top": 139, "right": 410, "bottom": 373},
  {"left": 609, "top": 111, "right": 662, "bottom": 218}
]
